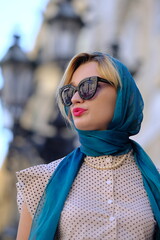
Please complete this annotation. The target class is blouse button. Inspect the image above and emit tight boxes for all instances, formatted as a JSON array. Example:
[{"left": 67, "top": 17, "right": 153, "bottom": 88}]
[
  {"left": 109, "top": 216, "right": 115, "bottom": 222},
  {"left": 106, "top": 179, "right": 111, "bottom": 185},
  {"left": 107, "top": 199, "right": 113, "bottom": 204}
]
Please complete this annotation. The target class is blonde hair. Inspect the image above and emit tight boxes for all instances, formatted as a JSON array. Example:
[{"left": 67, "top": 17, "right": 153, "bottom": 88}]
[{"left": 57, "top": 52, "right": 121, "bottom": 123}]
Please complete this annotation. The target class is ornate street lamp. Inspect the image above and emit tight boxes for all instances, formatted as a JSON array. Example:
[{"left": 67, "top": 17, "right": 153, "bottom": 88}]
[
  {"left": 0, "top": 35, "right": 35, "bottom": 124},
  {"left": 32, "top": 0, "right": 84, "bottom": 162},
  {"left": 44, "top": 0, "right": 84, "bottom": 68}
]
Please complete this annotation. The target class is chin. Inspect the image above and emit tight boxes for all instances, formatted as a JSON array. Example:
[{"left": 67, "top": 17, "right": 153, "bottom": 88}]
[
  {"left": 73, "top": 118, "right": 108, "bottom": 131},
  {"left": 74, "top": 121, "right": 108, "bottom": 131},
  {"left": 74, "top": 123, "right": 99, "bottom": 131},
  {"left": 75, "top": 125, "right": 90, "bottom": 131},
  {"left": 74, "top": 122, "right": 92, "bottom": 131},
  {"left": 73, "top": 116, "right": 93, "bottom": 130}
]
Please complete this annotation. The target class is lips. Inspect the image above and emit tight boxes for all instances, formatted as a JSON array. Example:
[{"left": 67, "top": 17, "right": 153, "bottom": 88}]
[{"left": 72, "top": 108, "right": 87, "bottom": 117}]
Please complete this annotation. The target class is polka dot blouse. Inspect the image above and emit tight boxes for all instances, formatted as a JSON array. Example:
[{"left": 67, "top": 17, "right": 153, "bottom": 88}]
[{"left": 16, "top": 150, "right": 157, "bottom": 239}]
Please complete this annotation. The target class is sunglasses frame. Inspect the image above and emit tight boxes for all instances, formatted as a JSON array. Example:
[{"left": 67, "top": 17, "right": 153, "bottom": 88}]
[{"left": 59, "top": 76, "right": 114, "bottom": 106}]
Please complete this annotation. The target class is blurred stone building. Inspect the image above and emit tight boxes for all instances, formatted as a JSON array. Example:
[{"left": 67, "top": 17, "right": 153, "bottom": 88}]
[{"left": 0, "top": 0, "right": 160, "bottom": 238}]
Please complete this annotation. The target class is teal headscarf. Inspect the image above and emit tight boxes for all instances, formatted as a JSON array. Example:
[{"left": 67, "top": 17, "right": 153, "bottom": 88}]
[{"left": 29, "top": 55, "right": 160, "bottom": 239}]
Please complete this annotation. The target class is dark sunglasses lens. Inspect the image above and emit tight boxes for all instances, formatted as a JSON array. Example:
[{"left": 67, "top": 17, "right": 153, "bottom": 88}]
[
  {"left": 61, "top": 87, "right": 75, "bottom": 106},
  {"left": 79, "top": 79, "right": 97, "bottom": 99}
]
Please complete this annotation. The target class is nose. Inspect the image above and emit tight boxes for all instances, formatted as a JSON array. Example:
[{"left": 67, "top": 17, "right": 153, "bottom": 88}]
[{"left": 71, "top": 90, "right": 84, "bottom": 105}]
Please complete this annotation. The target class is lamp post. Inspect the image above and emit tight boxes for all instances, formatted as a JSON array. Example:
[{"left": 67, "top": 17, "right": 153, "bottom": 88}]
[
  {"left": 35, "top": 0, "right": 84, "bottom": 161},
  {"left": 0, "top": 36, "right": 37, "bottom": 239},
  {"left": 0, "top": 35, "right": 34, "bottom": 126},
  {"left": 44, "top": 0, "right": 84, "bottom": 69}
]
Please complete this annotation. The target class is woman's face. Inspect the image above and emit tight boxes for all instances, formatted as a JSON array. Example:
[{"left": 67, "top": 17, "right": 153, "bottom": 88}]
[{"left": 70, "top": 61, "right": 117, "bottom": 131}]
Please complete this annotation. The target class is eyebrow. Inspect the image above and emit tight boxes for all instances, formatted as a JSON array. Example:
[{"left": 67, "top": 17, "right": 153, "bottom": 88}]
[
  {"left": 70, "top": 76, "right": 96, "bottom": 85},
  {"left": 69, "top": 77, "right": 85, "bottom": 86},
  {"left": 70, "top": 80, "right": 76, "bottom": 85}
]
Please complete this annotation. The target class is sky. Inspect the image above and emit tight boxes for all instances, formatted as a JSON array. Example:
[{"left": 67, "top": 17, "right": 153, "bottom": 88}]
[{"left": 0, "top": 0, "right": 49, "bottom": 167}]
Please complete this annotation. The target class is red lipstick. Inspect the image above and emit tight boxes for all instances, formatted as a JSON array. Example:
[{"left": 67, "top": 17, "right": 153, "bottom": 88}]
[{"left": 72, "top": 108, "right": 87, "bottom": 117}]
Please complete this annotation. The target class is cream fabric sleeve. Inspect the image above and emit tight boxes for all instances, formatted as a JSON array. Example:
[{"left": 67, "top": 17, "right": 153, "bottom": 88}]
[{"left": 16, "top": 159, "right": 62, "bottom": 218}]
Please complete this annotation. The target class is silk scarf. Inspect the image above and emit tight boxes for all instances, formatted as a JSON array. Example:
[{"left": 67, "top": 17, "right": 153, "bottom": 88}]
[{"left": 29, "top": 55, "right": 160, "bottom": 240}]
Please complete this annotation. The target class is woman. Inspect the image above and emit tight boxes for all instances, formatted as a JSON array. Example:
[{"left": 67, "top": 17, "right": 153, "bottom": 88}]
[{"left": 16, "top": 52, "right": 160, "bottom": 240}]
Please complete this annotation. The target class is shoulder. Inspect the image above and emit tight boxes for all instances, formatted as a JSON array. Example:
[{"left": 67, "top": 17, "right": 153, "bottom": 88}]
[
  {"left": 16, "top": 157, "right": 64, "bottom": 197},
  {"left": 16, "top": 157, "right": 64, "bottom": 218},
  {"left": 16, "top": 157, "right": 63, "bottom": 181}
]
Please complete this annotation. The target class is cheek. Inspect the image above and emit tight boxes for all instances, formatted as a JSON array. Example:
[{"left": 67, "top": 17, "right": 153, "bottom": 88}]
[
  {"left": 108, "top": 94, "right": 117, "bottom": 111},
  {"left": 106, "top": 90, "right": 117, "bottom": 110},
  {"left": 93, "top": 93, "right": 117, "bottom": 119},
  {"left": 98, "top": 92, "right": 117, "bottom": 111}
]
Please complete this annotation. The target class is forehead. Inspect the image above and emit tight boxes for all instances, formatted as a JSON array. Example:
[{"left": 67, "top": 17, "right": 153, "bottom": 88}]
[{"left": 71, "top": 61, "right": 101, "bottom": 85}]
